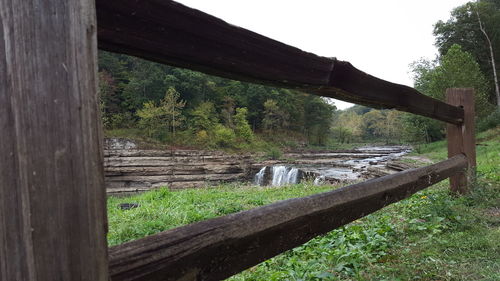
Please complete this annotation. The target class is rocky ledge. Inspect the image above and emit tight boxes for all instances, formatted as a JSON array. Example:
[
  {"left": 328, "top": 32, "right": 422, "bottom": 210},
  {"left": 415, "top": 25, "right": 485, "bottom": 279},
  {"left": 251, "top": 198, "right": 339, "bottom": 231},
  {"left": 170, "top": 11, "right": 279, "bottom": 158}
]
[{"left": 104, "top": 138, "right": 416, "bottom": 195}]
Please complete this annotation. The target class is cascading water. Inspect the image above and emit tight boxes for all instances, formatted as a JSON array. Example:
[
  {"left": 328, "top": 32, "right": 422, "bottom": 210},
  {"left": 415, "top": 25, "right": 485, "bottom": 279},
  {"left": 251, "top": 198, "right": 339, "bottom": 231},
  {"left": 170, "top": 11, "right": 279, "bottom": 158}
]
[
  {"left": 253, "top": 146, "right": 411, "bottom": 186},
  {"left": 254, "top": 165, "right": 300, "bottom": 186},
  {"left": 272, "top": 166, "right": 299, "bottom": 186},
  {"left": 254, "top": 167, "right": 266, "bottom": 186}
]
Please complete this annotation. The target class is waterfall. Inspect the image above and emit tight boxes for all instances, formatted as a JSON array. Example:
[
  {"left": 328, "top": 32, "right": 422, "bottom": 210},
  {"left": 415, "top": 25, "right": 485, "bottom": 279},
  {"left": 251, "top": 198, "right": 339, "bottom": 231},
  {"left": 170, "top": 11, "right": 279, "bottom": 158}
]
[
  {"left": 254, "top": 165, "right": 300, "bottom": 186},
  {"left": 254, "top": 167, "right": 266, "bottom": 186},
  {"left": 313, "top": 175, "right": 325, "bottom": 185}
]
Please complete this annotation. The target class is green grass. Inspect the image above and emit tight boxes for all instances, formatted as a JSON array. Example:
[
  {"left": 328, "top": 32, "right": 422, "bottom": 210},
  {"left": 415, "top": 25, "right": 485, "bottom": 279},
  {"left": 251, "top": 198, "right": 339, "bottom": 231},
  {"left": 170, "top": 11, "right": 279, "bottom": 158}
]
[
  {"left": 413, "top": 127, "right": 500, "bottom": 182},
  {"left": 107, "top": 127, "right": 500, "bottom": 280},
  {"left": 107, "top": 183, "right": 336, "bottom": 246}
]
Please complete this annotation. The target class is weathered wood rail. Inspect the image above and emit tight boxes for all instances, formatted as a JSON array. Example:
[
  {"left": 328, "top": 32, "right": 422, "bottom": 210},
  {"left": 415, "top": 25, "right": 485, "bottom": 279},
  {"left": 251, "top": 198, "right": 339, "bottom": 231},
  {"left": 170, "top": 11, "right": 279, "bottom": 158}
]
[
  {"left": 95, "top": 0, "right": 463, "bottom": 125},
  {"left": 1, "top": 0, "right": 476, "bottom": 280},
  {"left": 109, "top": 155, "right": 467, "bottom": 281}
]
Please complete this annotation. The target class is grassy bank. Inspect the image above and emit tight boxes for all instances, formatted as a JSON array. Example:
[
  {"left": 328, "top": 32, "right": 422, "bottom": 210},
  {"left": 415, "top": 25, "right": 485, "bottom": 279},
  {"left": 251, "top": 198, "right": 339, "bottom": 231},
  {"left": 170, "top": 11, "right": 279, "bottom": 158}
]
[
  {"left": 107, "top": 128, "right": 499, "bottom": 280},
  {"left": 414, "top": 127, "right": 499, "bottom": 182}
]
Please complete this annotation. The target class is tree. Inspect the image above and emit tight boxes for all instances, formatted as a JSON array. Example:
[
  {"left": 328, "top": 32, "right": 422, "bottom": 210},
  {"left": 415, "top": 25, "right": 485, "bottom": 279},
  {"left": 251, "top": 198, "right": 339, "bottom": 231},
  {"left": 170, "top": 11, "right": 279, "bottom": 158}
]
[
  {"left": 303, "top": 97, "right": 335, "bottom": 145},
  {"left": 233, "top": 107, "right": 254, "bottom": 142},
  {"left": 361, "top": 110, "right": 386, "bottom": 139},
  {"left": 190, "top": 101, "right": 219, "bottom": 132},
  {"left": 475, "top": 0, "right": 500, "bottom": 105},
  {"left": 383, "top": 110, "right": 403, "bottom": 144},
  {"left": 98, "top": 71, "right": 116, "bottom": 129},
  {"left": 262, "top": 99, "right": 289, "bottom": 133},
  {"left": 411, "top": 44, "right": 492, "bottom": 118},
  {"left": 122, "top": 58, "right": 167, "bottom": 111},
  {"left": 434, "top": 0, "right": 500, "bottom": 105},
  {"left": 161, "top": 87, "right": 186, "bottom": 137},
  {"left": 408, "top": 44, "right": 493, "bottom": 142},
  {"left": 221, "top": 96, "right": 236, "bottom": 128},
  {"left": 97, "top": 51, "right": 349, "bottom": 147},
  {"left": 332, "top": 111, "right": 362, "bottom": 143},
  {"left": 136, "top": 87, "right": 185, "bottom": 140},
  {"left": 401, "top": 114, "right": 443, "bottom": 143},
  {"left": 136, "top": 101, "right": 164, "bottom": 138}
]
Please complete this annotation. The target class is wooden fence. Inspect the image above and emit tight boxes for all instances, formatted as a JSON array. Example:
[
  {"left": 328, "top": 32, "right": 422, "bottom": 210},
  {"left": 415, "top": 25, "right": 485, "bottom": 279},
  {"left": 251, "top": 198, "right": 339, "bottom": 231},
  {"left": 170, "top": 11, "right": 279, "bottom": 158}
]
[{"left": 1, "top": 0, "right": 475, "bottom": 280}]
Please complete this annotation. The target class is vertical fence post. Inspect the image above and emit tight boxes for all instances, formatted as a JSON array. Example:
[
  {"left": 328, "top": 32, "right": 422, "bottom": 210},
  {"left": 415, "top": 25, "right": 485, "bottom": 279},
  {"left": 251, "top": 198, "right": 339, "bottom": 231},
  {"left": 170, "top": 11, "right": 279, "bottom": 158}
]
[
  {"left": 446, "top": 88, "right": 476, "bottom": 194},
  {"left": 0, "top": 0, "right": 108, "bottom": 280}
]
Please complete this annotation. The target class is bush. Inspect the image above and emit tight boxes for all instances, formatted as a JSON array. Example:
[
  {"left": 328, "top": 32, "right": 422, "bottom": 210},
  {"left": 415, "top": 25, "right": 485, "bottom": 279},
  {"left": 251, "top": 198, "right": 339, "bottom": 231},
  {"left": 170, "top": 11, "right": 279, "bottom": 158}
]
[
  {"left": 265, "top": 147, "right": 282, "bottom": 160},
  {"left": 109, "top": 112, "right": 135, "bottom": 129},
  {"left": 234, "top": 108, "right": 254, "bottom": 142},
  {"left": 213, "top": 124, "right": 236, "bottom": 148},
  {"left": 195, "top": 130, "right": 210, "bottom": 146},
  {"left": 477, "top": 108, "right": 500, "bottom": 132}
]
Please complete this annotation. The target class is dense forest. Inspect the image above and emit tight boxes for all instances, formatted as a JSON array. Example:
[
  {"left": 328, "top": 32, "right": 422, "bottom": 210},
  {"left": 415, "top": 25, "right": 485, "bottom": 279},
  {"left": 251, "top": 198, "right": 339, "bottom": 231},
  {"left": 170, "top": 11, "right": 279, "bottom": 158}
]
[
  {"left": 99, "top": 51, "right": 334, "bottom": 149},
  {"left": 98, "top": 0, "right": 499, "bottom": 149}
]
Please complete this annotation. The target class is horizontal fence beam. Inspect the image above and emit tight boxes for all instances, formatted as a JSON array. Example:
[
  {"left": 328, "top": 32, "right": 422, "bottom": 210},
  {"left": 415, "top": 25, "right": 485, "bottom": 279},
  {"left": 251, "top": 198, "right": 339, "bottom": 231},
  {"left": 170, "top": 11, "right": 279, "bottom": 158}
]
[
  {"left": 95, "top": 0, "right": 463, "bottom": 124},
  {"left": 108, "top": 154, "right": 467, "bottom": 281}
]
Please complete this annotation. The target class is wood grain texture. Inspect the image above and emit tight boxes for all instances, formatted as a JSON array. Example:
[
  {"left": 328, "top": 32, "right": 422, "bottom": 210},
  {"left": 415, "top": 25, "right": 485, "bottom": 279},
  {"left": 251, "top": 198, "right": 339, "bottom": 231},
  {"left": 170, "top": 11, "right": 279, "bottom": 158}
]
[
  {"left": 109, "top": 155, "right": 467, "bottom": 281},
  {"left": 446, "top": 88, "right": 476, "bottom": 194},
  {"left": 95, "top": 0, "right": 463, "bottom": 124},
  {"left": 0, "top": 0, "right": 108, "bottom": 280}
]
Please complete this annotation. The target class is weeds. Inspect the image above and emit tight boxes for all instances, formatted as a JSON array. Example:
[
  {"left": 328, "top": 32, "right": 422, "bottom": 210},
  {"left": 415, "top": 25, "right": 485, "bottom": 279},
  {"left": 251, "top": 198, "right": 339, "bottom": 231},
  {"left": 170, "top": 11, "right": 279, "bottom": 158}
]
[{"left": 107, "top": 127, "right": 500, "bottom": 280}]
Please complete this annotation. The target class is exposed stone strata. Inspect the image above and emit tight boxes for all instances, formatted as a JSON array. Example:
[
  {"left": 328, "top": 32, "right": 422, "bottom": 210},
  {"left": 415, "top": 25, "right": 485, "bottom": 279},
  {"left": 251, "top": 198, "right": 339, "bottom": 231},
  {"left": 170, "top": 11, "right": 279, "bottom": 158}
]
[
  {"left": 104, "top": 148, "right": 255, "bottom": 195},
  {"left": 103, "top": 139, "right": 415, "bottom": 195}
]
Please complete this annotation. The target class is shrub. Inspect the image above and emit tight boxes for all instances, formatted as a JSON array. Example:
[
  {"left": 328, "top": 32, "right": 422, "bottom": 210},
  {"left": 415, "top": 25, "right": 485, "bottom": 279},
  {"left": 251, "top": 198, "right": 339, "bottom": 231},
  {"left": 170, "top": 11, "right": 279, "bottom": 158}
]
[
  {"left": 234, "top": 107, "right": 254, "bottom": 142},
  {"left": 477, "top": 108, "right": 500, "bottom": 132},
  {"left": 265, "top": 147, "right": 282, "bottom": 160},
  {"left": 213, "top": 124, "right": 236, "bottom": 148},
  {"left": 109, "top": 112, "right": 135, "bottom": 129},
  {"left": 195, "top": 130, "right": 210, "bottom": 146}
]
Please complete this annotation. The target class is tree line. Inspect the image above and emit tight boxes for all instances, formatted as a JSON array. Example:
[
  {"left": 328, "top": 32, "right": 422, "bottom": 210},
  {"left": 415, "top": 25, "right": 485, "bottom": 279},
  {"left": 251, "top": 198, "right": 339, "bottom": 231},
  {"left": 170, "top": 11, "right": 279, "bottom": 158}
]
[
  {"left": 404, "top": 0, "right": 500, "bottom": 141},
  {"left": 98, "top": 0, "right": 499, "bottom": 149},
  {"left": 98, "top": 51, "right": 334, "bottom": 149}
]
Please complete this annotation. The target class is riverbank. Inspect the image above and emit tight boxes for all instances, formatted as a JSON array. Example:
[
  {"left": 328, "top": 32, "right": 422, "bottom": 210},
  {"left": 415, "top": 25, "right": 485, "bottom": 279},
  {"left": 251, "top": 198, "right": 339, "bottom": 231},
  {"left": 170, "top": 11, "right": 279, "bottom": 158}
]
[
  {"left": 107, "top": 127, "right": 499, "bottom": 280},
  {"left": 104, "top": 139, "right": 413, "bottom": 194}
]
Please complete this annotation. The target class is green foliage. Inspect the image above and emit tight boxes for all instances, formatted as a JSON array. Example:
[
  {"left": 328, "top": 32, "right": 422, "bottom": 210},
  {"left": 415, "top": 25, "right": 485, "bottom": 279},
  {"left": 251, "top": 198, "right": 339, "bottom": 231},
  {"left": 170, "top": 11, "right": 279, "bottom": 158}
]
[
  {"left": 98, "top": 51, "right": 337, "bottom": 149},
  {"left": 331, "top": 111, "right": 362, "bottom": 143},
  {"left": 233, "top": 107, "right": 254, "bottom": 142},
  {"left": 402, "top": 113, "right": 444, "bottom": 143},
  {"left": 98, "top": 71, "right": 114, "bottom": 129},
  {"left": 109, "top": 112, "right": 135, "bottom": 129},
  {"left": 331, "top": 127, "right": 353, "bottom": 144},
  {"left": 408, "top": 44, "right": 494, "bottom": 142},
  {"left": 136, "top": 87, "right": 185, "bottom": 140},
  {"left": 411, "top": 44, "right": 492, "bottom": 117},
  {"left": 434, "top": 0, "right": 500, "bottom": 105},
  {"left": 384, "top": 110, "right": 404, "bottom": 143},
  {"left": 107, "top": 129, "right": 500, "bottom": 279},
  {"left": 160, "top": 87, "right": 186, "bottom": 137},
  {"left": 122, "top": 59, "right": 168, "bottom": 111},
  {"left": 265, "top": 147, "right": 283, "bottom": 160},
  {"left": 332, "top": 109, "right": 404, "bottom": 144},
  {"left": 190, "top": 101, "right": 219, "bottom": 132},
  {"left": 361, "top": 110, "right": 386, "bottom": 139},
  {"left": 412, "top": 127, "right": 500, "bottom": 183},
  {"left": 303, "top": 97, "right": 335, "bottom": 145},
  {"left": 213, "top": 124, "right": 236, "bottom": 148},
  {"left": 107, "top": 183, "right": 336, "bottom": 246},
  {"left": 477, "top": 108, "right": 500, "bottom": 131},
  {"left": 262, "top": 99, "right": 289, "bottom": 133},
  {"left": 136, "top": 101, "right": 164, "bottom": 138}
]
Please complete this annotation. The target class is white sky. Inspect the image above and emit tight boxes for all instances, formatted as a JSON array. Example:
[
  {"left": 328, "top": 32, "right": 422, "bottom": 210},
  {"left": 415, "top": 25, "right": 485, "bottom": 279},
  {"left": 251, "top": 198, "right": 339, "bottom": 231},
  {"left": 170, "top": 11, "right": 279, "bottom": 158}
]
[{"left": 177, "top": 0, "right": 469, "bottom": 109}]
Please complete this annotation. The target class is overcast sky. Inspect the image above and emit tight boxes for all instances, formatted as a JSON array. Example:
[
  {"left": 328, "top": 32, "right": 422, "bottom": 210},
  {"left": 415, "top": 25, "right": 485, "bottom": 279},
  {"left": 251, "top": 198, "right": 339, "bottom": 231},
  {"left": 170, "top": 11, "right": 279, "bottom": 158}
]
[{"left": 177, "top": 0, "right": 469, "bottom": 109}]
